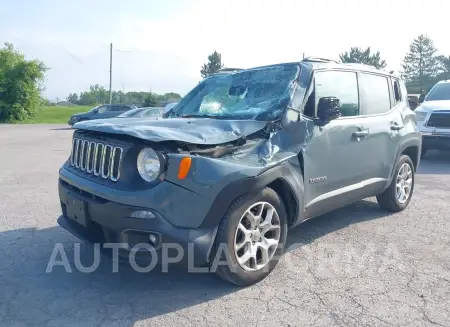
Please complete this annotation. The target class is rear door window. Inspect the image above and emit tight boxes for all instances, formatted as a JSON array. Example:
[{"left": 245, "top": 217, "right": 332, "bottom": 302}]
[
  {"left": 360, "top": 73, "right": 391, "bottom": 115},
  {"left": 111, "top": 105, "right": 126, "bottom": 112},
  {"left": 392, "top": 78, "right": 403, "bottom": 106}
]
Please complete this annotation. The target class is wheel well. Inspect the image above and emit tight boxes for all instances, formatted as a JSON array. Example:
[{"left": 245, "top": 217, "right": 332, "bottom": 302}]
[
  {"left": 267, "top": 178, "right": 298, "bottom": 226},
  {"left": 402, "top": 146, "right": 419, "bottom": 171},
  {"left": 298, "top": 153, "right": 304, "bottom": 179}
]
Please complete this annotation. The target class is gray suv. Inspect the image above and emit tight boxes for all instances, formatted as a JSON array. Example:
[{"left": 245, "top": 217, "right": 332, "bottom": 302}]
[
  {"left": 58, "top": 58, "right": 421, "bottom": 285},
  {"left": 68, "top": 104, "right": 137, "bottom": 126}
]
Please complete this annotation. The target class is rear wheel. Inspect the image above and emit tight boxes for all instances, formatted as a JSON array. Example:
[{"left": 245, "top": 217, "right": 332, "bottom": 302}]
[
  {"left": 211, "top": 187, "right": 288, "bottom": 286},
  {"left": 377, "top": 155, "right": 415, "bottom": 212}
]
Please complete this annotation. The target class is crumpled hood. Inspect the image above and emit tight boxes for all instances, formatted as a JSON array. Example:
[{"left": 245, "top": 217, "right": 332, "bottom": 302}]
[
  {"left": 417, "top": 100, "right": 450, "bottom": 112},
  {"left": 73, "top": 117, "right": 267, "bottom": 145}
]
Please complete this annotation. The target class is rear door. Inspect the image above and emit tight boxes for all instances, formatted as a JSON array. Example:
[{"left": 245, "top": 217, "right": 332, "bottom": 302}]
[
  {"left": 358, "top": 73, "right": 402, "bottom": 185},
  {"left": 109, "top": 105, "right": 129, "bottom": 117}
]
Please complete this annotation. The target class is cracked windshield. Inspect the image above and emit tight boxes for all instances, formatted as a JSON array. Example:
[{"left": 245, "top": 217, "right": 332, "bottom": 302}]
[{"left": 173, "top": 64, "right": 299, "bottom": 120}]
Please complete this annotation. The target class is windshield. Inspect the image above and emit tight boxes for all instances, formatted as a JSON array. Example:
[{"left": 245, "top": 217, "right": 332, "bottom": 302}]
[
  {"left": 141, "top": 108, "right": 162, "bottom": 117},
  {"left": 118, "top": 108, "right": 144, "bottom": 117},
  {"left": 426, "top": 83, "right": 450, "bottom": 101},
  {"left": 171, "top": 64, "right": 300, "bottom": 120}
]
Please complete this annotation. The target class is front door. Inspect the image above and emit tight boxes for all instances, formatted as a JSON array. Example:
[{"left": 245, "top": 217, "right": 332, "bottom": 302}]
[
  {"left": 94, "top": 105, "right": 113, "bottom": 119},
  {"left": 302, "top": 69, "right": 374, "bottom": 218}
]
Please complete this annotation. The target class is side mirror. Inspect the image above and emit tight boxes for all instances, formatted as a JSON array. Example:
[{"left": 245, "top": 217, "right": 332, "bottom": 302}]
[{"left": 316, "top": 96, "right": 341, "bottom": 125}]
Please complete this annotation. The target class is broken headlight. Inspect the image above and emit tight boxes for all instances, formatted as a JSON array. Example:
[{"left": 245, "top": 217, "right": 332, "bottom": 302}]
[{"left": 137, "top": 148, "right": 161, "bottom": 182}]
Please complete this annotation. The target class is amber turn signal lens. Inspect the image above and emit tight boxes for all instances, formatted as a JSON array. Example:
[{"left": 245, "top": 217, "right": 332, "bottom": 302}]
[{"left": 178, "top": 157, "right": 192, "bottom": 179}]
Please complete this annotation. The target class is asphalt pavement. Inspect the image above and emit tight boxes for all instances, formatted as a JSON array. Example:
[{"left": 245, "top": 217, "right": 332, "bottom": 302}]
[{"left": 0, "top": 124, "right": 449, "bottom": 327}]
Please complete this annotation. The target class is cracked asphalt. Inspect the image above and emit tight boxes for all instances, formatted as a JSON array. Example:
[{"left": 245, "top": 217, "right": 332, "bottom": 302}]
[{"left": 1, "top": 124, "right": 449, "bottom": 327}]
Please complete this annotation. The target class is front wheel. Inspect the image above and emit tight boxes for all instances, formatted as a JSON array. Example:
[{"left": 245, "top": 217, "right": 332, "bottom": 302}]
[
  {"left": 210, "top": 187, "right": 288, "bottom": 286},
  {"left": 376, "top": 155, "right": 415, "bottom": 212}
]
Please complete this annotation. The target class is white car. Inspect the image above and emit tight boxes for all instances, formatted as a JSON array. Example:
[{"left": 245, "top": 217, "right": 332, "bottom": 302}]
[
  {"left": 415, "top": 80, "right": 450, "bottom": 157},
  {"left": 162, "top": 102, "right": 178, "bottom": 116}
]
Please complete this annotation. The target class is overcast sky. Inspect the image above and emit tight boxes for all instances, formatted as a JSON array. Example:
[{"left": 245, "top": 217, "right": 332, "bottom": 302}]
[{"left": 1, "top": 0, "right": 448, "bottom": 100}]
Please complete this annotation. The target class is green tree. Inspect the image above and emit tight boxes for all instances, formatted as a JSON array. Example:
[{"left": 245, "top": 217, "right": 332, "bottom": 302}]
[
  {"left": 339, "top": 47, "right": 387, "bottom": 69},
  {"left": 77, "top": 84, "right": 109, "bottom": 105},
  {"left": 200, "top": 51, "right": 224, "bottom": 78},
  {"left": 0, "top": 43, "right": 48, "bottom": 122},
  {"left": 437, "top": 55, "right": 450, "bottom": 80},
  {"left": 143, "top": 93, "right": 158, "bottom": 107},
  {"left": 402, "top": 35, "right": 440, "bottom": 91},
  {"left": 67, "top": 88, "right": 181, "bottom": 107},
  {"left": 66, "top": 93, "right": 79, "bottom": 104}
]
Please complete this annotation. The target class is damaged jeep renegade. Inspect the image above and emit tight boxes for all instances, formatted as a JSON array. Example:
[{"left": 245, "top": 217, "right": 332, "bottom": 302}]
[{"left": 58, "top": 58, "right": 421, "bottom": 285}]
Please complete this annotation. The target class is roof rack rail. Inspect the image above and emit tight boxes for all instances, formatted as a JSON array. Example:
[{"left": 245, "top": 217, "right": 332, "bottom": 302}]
[
  {"left": 218, "top": 68, "right": 243, "bottom": 72},
  {"left": 302, "top": 56, "right": 339, "bottom": 63}
]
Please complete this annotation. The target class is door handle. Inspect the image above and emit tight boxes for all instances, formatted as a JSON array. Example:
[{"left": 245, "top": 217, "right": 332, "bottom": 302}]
[
  {"left": 352, "top": 130, "right": 369, "bottom": 137},
  {"left": 390, "top": 121, "right": 404, "bottom": 130}
]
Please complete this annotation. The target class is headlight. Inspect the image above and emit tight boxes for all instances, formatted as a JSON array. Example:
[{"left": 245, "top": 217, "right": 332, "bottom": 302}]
[
  {"left": 137, "top": 148, "right": 161, "bottom": 182},
  {"left": 415, "top": 111, "right": 427, "bottom": 122}
]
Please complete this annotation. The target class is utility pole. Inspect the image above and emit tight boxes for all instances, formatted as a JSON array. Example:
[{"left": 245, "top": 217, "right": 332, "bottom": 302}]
[
  {"left": 109, "top": 43, "right": 113, "bottom": 105},
  {"left": 302, "top": 53, "right": 305, "bottom": 59}
]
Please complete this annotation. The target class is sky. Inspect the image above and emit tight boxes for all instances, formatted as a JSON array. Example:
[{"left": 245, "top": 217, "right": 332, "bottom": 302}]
[{"left": 1, "top": 0, "right": 448, "bottom": 100}]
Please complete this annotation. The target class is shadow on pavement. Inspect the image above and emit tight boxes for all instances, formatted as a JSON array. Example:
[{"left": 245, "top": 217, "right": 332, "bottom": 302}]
[
  {"left": 417, "top": 150, "right": 450, "bottom": 175},
  {"left": 0, "top": 199, "right": 390, "bottom": 326},
  {"left": 49, "top": 127, "right": 73, "bottom": 131},
  {"left": 286, "top": 199, "right": 389, "bottom": 248}
]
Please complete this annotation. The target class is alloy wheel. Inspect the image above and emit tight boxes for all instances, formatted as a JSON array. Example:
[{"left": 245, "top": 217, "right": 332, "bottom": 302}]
[{"left": 233, "top": 201, "right": 281, "bottom": 271}]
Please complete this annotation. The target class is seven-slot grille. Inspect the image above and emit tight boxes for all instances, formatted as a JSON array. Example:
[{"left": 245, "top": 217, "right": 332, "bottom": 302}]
[
  {"left": 70, "top": 138, "right": 123, "bottom": 182},
  {"left": 426, "top": 112, "right": 450, "bottom": 129}
]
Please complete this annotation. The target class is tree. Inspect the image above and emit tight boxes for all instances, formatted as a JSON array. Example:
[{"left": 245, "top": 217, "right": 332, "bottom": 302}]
[
  {"left": 339, "top": 47, "right": 387, "bottom": 69},
  {"left": 200, "top": 51, "right": 224, "bottom": 78},
  {"left": 66, "top": 93, "right": 79, "bottom": 104},
  {"left": 143, "top": 93, "right": 158, "bottom": 107},
  {"left": 402, "top": 35, "right": 440, "bottom": 91},
  {"left": 0, "top": 43, "right": 48, "bottom": 122},
  {"left": 437, "top": 55, "right": 450, "bottom": 80},
  {"left": 66, "top": 88, "right": 181, "bottom": 107}
]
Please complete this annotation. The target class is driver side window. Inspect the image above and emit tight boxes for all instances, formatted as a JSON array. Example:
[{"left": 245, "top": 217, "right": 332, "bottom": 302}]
[
  {"left": 97, "top": 105, "right": 109, "bottom": 113},
  {"left": 314, "top": 71, "right": 360, "bottom": 117}
]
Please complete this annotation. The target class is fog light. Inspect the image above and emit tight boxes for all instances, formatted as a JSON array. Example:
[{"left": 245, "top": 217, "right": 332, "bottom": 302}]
[{"left": 130, "top": 210, "right": 155, "bottom": 219}]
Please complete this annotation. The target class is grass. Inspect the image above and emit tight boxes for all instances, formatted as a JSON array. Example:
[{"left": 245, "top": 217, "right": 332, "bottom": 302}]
[{"left": 19, "top": 105, "right": 92, "bottom": 124}]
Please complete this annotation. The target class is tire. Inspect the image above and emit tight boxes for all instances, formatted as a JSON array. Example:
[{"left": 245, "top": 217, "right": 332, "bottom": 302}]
[
  {"left": 376, "top": 154, "right": 415, "bottom": 212},
  {"left": 210, "top": 187, "right": 288, "bottom": 286}
]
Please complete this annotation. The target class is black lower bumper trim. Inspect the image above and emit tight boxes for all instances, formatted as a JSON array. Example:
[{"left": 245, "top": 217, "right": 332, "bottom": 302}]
[
  {"left": 422, "top": 135, "right": 450, "bottom": 150},
  {"left": 58, "top": 180, "right": 216, "bottom": 267}
]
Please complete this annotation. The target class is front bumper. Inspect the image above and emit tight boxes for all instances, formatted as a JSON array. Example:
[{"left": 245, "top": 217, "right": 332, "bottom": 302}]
[
  {"left": 421, "top": 133, "right": 450, "bottom": 151},
  {"left": 57, "top": 178, "right": 217, "bottom": 267},
  {"left": 68, "top": 118, "right": 77, "bottom": 126}
]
